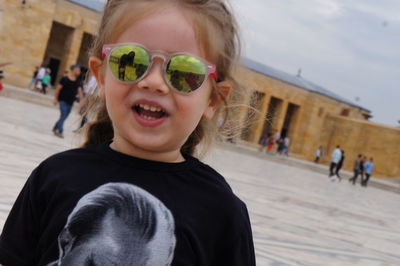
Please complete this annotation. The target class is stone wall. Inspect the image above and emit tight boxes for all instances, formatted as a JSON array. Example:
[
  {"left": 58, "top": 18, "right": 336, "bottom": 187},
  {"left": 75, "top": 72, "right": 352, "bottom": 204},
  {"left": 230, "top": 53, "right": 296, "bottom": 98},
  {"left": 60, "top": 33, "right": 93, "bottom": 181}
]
[
  {"left": 0, "top": 0, "right": 99, "bottom": 87},
  {"left": 0, "top": 0, "right": 56, "bottom": 87},
  {"left": 236, "top": 67, "right": 370, "bottom": 152},
  {"left": 319, "top": 115, "right": 400, "bottom": 177}
]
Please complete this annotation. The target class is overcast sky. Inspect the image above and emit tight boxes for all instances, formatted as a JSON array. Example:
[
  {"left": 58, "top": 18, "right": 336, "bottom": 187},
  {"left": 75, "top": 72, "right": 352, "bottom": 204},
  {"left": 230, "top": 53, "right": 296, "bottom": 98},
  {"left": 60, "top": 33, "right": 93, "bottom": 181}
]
[{"left": 230, "top": 0, "right": 400, "bottom": 126}]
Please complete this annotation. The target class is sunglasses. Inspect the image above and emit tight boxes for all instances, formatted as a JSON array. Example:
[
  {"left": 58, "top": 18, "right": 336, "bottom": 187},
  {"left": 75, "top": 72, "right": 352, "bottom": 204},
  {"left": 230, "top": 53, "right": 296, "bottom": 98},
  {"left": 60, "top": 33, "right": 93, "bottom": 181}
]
[{"left": 102, "top": 43, "right": 218, "bottom": 94}]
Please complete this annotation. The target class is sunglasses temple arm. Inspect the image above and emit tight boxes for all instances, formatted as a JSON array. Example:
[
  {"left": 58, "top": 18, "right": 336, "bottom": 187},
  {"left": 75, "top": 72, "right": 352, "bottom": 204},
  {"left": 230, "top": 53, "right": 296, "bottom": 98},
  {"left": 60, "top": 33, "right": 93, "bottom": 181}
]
[
  {"left": 102, "top": 46, "right": 111, "bottom": 58},
  {"left": 209, "top": 64, "right": 218, "bottom": 81}
]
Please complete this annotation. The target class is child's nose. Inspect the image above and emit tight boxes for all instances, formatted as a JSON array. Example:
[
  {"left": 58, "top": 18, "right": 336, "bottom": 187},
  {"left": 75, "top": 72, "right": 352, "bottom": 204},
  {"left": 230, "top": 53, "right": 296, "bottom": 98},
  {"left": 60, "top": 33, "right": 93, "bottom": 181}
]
[{"left": 137, "top": 59, "right": 170, "bottom": 94}]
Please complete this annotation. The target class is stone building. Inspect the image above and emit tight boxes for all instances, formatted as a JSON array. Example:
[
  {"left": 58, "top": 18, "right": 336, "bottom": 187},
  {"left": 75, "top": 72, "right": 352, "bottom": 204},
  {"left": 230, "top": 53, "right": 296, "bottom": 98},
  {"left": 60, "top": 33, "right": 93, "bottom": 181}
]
[
  {"left": 1, "top": 0, "right": 399, "bottom": 177},
  {"left": 235, "top": 60, "right": 400, "bottom": 177},
  {"left": 0, "top": 0, "right": 100, "bottom": 87}
]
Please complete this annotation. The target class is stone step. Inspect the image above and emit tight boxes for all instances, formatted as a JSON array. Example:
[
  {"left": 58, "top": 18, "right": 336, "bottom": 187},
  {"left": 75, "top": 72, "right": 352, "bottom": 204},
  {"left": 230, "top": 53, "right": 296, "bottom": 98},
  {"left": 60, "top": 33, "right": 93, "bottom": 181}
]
[
  {"left": 3, "top": 84, "right": 56, "bottom": 109},
  {"left": 2, "top": 84, "right": 80, "bottom": 112}
]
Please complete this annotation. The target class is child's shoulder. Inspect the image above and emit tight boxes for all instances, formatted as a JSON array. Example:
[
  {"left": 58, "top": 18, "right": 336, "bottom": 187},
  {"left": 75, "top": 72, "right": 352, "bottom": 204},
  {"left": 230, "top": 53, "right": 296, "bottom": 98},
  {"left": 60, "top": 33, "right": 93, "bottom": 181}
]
[
  {"left": 23, "top": 147, "right": 102, "bottom": 191},
  {"left": 192, "top": 159, "right": 232, "bottom": 188},
  {"left": 191, "top": 159, "right": 247, "bottom": 208},
  {"left": 45, "top": 146, "right": 97, "bottom": 162},
  {"left": 37, "top": 146, "right": 102, "bottom": 173}
]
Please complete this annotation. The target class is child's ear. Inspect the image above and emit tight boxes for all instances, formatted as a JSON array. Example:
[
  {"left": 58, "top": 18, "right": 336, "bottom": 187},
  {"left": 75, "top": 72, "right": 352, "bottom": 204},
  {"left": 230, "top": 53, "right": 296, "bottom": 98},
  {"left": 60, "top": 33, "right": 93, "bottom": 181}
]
[
  {"left": 88, "top": 56, "right": 105, "bottom": 98},
  {"left": 203, "top": 81, "right": 232, "bottom": 119}
]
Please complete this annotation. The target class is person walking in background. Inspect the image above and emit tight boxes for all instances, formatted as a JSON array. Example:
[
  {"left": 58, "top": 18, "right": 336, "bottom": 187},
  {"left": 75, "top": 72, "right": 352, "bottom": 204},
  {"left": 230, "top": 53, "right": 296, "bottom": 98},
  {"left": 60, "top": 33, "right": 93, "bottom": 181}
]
[
  {"left": 273, "top": 129, "right": 280, "bottom": 144},
  {"left": 283, "top": 136, "right": 290, "bottom": 156},
  {"left": 335, "top": 149, "right": 345, "bottom": 180},
  {"left": 349, "top": 154, "right": 362, "bottom": 185},
  {"left": 52, "top": 64, "right": 84, "bottom": 138},
  {"left": 28, "top": 66, "right": 39, "bottom": 90},
  {"left": 35, "top": 65, "right": 47, "bottom": 92},
  {"left": 259, "top": 135, "right": 268, "bottom": 152},
  {"left": 359, "top": 156, "right": 367, "bottom": 184},
  {"left": 267, "top": 134, "right": 275, "bottom": 153},
  {"left": 0, "top": 62, "right": 12, "bottom": 96},
  {"left": 329, "top": 145, "right": 342, "bottom": 180},
  {"left": 362, "top": 158, "right": 374, "bottom": 187},
  {"left": 315, "top": 146, "right": 323, "bottom": 163},
  {"left": 41, "top": 69, "right": 51, "bottom": 94},
  {"left": 276, "top": 138, "right": 285, "bottom": 155},
  {"left": 0, "top": 71, "right": 5, "bottom": 96}
]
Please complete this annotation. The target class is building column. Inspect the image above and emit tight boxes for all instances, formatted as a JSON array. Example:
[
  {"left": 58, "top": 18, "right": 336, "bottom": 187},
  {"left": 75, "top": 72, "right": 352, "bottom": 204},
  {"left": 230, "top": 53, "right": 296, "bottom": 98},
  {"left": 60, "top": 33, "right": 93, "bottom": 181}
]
[
  {"left": 236, "top": 89, "right": 253, "bottom": 137},
  {"left": 1, "top": 0, "right": 56, "bottom": 88},
  {"left": 54, "top": 28, "right": 83, "bottom": 82},
  {"left": 275, "top": 100, "right": 289, "bottom": 134},
  {"left": 65, "top": 28, "right": 84, "bottom": 68},
  {"left": 252, "top": 95, "right": 271, "bottom": 143}
]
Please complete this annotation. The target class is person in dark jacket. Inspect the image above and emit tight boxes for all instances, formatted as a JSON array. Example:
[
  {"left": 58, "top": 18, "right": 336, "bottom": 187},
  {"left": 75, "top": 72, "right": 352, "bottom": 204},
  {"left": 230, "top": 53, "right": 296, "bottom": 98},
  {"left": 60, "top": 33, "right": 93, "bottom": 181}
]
[{"left": 335, "top": 149, "right": 345, "bottom": 180}]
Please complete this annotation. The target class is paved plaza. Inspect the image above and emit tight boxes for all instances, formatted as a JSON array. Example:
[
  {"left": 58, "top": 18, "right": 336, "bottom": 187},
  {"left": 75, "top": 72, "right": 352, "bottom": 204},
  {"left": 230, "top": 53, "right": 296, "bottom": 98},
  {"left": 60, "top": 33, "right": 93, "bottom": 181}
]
[{"left": 1, "top": 95, "right": 399, "bottom": 265}]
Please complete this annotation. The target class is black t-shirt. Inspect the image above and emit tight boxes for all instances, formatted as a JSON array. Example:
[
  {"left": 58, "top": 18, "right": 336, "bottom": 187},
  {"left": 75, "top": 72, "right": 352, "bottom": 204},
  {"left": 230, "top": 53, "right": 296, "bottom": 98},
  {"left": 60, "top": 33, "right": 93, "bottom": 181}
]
[
  {"left": 0, "top": 142, "right": 255, "bottom": 266},
  {"left": 58, "top": 77, "right": 81, "bottom": 105}
]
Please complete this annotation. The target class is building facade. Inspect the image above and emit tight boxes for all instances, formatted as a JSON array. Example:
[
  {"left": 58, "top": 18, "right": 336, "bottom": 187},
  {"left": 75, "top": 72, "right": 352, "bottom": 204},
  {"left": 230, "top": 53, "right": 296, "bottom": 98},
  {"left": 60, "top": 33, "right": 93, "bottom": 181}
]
[
  {"left": 0, "top": 0, "right": 100, "bottom": 87},
  {"left": 1, "top": 0, "right": 399, "bottom": 177},
  {"left": 235, "top": 60, "right": 400, "bottom": 177}
]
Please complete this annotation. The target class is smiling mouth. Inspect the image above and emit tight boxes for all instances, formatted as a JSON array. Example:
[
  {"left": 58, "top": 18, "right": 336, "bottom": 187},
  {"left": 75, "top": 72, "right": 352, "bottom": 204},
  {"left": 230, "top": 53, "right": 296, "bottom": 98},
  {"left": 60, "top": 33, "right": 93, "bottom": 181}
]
[{"left": 132, "top": 104, "right": 168, "bottom": 121}]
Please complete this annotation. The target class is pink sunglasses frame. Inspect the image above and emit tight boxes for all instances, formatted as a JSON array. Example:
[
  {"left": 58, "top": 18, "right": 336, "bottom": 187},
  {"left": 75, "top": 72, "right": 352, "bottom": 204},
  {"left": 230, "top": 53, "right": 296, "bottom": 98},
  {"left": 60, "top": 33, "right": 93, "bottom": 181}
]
[{"left": 101, "top": 43, "right": 218, "bottom": 92}]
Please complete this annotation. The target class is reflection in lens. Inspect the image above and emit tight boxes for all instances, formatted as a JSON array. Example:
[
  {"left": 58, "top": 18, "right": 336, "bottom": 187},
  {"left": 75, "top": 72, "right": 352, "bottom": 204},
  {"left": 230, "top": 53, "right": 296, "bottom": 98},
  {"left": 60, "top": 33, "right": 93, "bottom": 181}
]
[
  {"left": 166, "top": 55, "right": 206, "bottom": 93},
  {"left": 109, "top": 45, "right": 150, "bottom": 82}
]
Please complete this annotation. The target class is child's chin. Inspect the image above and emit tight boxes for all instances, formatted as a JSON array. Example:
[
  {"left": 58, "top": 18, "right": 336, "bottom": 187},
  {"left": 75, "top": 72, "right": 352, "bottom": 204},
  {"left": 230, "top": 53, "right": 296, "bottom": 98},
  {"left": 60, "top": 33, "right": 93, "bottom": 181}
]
[{"left": 132, "top": 138, "right": 179, "bottom": 154}]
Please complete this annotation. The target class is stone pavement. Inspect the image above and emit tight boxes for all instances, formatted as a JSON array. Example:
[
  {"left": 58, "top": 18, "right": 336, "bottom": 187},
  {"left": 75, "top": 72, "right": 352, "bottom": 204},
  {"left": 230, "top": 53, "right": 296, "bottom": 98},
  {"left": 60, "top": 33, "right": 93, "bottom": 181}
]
[
  {"left": 219, "top": 143, "right": 400, "bottom": 194},
  {"left": 1, "top": 95, "right": 400, "bottom": 265}
]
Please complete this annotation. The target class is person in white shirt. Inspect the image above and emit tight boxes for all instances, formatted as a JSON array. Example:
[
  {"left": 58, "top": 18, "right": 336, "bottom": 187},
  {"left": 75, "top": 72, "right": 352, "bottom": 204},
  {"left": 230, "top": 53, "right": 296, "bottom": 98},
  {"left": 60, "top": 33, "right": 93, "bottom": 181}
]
[
  {"left": 315, "top": 146, "right": 323, "bottom": 163},
  {"left": 273, "top": 130, "right": 280, "bottom": 143},
  {"left": 34, "top": 66, "right": 47, "bottom": 91},
  {"left": 36, "top": 66, "right": 46, "bottom": 80},
  {"left": 283, "top": 137, "right": 290, "bottom": 156},
  {"left": 329, "top": 145, "right": 342, "bottom": 179}
]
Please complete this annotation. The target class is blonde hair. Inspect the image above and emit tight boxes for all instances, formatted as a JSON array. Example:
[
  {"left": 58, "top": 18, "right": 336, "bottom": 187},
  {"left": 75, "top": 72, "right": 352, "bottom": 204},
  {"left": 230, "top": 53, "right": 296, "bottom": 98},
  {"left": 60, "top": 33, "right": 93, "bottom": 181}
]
[{"left": 83, "top": 0, "right": 242, "bottom": 156}]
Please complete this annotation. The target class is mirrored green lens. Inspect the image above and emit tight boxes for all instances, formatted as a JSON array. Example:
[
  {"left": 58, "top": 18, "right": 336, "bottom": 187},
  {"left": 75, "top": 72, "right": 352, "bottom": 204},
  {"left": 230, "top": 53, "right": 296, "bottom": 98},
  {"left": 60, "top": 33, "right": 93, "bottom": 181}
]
[
  {"left": 166, "top": 55, "right": 206, "bottom": 93},
  {"left": 109, "top": 45, "right": 150, "bottom": 82}
]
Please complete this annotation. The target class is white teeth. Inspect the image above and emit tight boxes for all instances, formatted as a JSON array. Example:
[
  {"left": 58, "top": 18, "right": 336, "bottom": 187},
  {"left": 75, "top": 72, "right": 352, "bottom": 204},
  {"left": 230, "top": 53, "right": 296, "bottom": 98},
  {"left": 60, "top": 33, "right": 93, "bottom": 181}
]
[
  {"left": 141, "top": 114, "right": 156, "bottom": 121},
  {"left": 137, "top": 104, "right": 163, "bottom": 113}
]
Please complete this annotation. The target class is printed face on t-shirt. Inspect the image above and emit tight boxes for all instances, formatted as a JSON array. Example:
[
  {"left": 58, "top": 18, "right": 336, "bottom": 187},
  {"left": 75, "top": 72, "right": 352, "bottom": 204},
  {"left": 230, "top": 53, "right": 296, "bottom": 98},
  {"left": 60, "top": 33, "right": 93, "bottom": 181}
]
[{"left": 47, "top": 183, "right": 176, "bottom": 266}]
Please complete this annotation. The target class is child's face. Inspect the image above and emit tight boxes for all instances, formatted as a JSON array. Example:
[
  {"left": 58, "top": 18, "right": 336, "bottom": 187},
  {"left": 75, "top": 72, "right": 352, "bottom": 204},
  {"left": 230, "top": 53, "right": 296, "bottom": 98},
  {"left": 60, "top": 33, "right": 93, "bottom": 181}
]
[{"left": 93, "top": 6, "right": 217, "bottom": 161}]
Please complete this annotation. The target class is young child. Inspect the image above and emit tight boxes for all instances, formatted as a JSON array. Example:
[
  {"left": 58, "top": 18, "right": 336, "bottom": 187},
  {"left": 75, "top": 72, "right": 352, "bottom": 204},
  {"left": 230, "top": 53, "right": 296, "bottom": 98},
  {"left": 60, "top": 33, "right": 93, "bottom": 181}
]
[
  {"left": 0, "top": 0, "right": 255, "bottom": 265},
  {"left": 28, "top": 66, "right": 39, "bottom": 90},
  {"left": 41, "top": 68, "right": 51, "bottom": 94}
]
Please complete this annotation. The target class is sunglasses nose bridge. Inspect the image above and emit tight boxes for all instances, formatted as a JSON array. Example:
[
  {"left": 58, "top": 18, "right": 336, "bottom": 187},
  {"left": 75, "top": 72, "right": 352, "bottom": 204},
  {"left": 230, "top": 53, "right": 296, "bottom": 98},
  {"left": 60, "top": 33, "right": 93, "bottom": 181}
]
[{"left": 150, "top": 52, "right": 169, "bottom": 64}]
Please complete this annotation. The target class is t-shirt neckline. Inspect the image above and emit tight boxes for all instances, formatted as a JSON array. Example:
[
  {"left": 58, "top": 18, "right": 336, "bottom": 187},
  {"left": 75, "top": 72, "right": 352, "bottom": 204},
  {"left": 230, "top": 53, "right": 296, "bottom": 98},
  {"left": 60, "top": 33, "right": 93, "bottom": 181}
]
[{"left": 94, "top": 141, "right": 198, "bottom": 172}]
